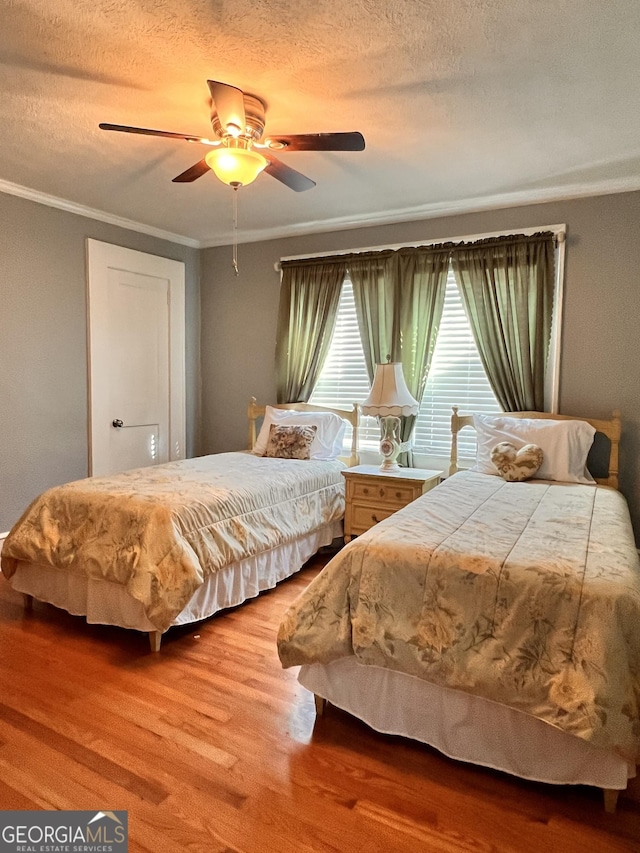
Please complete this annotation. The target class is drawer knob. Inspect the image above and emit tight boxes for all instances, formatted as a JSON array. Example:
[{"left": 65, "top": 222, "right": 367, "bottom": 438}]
[
  {"left": 379, "top": 487, "right": 385, "bottom": 497},
  {"left": 363, "top": 487, "right": 369, "bottom": 494},
  {"left": 371, "top": 513, "right": 379, "bottom": 523}
]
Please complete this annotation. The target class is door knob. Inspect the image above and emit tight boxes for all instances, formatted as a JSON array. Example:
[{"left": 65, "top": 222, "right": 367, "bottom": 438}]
[{"left": 112, "top": 419, "right": 124, "bottom": 428}]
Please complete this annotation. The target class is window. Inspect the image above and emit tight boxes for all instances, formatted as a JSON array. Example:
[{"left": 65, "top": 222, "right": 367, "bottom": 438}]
[
  {"left": 414, "top": 268, "right": 500, "bottom": 462},
  {"left": 307, "top": 278, "right": 371, "bottom": 411},
  {"left": 307, "top": 228, "right": 563, "bottom": 466},
  {"left": 309, "top": 279, "right": 380, "bottom": 448},
  {"left": 310, "top": 268, "right": 500, "bottom": 462}
]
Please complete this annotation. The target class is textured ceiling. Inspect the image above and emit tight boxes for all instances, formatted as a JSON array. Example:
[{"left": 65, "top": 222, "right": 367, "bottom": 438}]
[{"left": 1, "top": 0, "right": 640, "bottom": 246}]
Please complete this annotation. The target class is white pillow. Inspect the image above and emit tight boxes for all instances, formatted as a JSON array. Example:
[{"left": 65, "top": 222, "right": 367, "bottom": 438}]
[
  {"left": 253, "top": 406, "right": 347, "bottom": 460},
  {"left": 472, "top": 414, "right": 596, "bottom": 484}
]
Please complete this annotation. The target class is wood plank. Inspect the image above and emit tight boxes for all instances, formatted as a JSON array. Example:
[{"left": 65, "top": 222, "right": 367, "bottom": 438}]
[{"left": 0, "top": 703, "right": 169, "bottom": 804}]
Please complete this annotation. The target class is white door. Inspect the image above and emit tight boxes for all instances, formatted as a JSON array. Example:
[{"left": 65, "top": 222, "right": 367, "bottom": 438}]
[{"left": 87, "top": 240, "right": 186, "bottom": 477}]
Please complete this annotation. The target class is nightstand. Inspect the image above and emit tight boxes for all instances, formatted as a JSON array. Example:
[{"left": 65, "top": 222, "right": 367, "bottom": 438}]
[{"left": 341, "top": 464, "right": 442, "bottom": 542}]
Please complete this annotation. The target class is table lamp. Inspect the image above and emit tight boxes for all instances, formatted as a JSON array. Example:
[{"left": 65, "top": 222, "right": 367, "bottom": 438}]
[{"left": 361, "top": 359, "right": 419, "bottom": 471}]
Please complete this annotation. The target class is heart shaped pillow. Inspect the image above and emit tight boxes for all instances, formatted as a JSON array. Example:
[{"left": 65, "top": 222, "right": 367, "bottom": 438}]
[{"left": 490, "top": 442, "right": 544, "bottom": 482}]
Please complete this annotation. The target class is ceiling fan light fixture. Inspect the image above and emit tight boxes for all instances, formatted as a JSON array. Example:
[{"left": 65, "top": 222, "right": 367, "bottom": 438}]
[
  {"left": 100, "top": 81, "right": 364, "bottom": 193},
  {"left": 204, "top": 145, "right": 267, "bottom": 187}
]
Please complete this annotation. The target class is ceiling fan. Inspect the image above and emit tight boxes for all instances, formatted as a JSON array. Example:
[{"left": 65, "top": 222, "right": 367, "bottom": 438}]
[{"left": 99, "top": 79, "right": 366, "bottom": 192}]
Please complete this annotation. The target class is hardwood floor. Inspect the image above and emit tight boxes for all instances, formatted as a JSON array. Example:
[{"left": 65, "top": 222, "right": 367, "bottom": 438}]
[{"left": 1, "top": 554, "right": 639, "bottom": 853}]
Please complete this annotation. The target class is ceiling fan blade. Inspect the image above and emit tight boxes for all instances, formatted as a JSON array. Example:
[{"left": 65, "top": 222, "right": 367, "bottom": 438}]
[
  {"left": 99, "top": 123, "right": 215, "bottom": 144},
  {"left": 263, "top": 153, "right": 316, "bottom": 192},
  {"left": 207, "top": 80, "right": 246, "bottom": 135},
  {"left": 172, "top": 159, "right": 211, "bottom": 183},
  {"left": 263, "top": 132, "right": 365, "bottom": 152}
]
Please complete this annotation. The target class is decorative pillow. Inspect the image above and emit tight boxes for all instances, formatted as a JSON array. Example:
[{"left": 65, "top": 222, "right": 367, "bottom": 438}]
[
  {"left": 265, "top": 424, "right": 318, "bottom": 460},
  {"left": 253, "top": 406, "right": 347, "bottom": 459},
  {"left": 472, "top": 414, "right": 596, "bottom": 484},
  {"left": 490, "top": 442, "right": 544, "bottom": 482}
]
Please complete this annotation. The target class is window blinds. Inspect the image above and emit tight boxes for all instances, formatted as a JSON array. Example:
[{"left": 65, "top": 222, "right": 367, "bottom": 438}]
[
  {"left": 415, "top": 268, "right": 499, "bottom": 460},
  {"left": 309, "top": 279, "right": 379, "bottom": 446}
]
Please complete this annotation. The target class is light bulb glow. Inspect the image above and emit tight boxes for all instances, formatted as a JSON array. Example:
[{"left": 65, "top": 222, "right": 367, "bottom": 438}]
[{"left": 204, "top": 146, "right": 268, "bottom": 187}]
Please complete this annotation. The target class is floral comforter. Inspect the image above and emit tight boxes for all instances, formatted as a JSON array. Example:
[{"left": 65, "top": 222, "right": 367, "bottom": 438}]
[
  {"left": 2, "top": 452, "right": 345, "bottom": 631},
  {"left": 278, "top": 471, "right": 640, "bottom": 763}
]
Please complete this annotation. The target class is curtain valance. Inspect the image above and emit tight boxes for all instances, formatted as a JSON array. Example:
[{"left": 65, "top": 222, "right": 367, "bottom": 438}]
[
  {"left": 279, "top": 241, "right": 457, "bottom": 272},
  {"left": 278, "top": 233, "right": 555, "bottom": 273}
]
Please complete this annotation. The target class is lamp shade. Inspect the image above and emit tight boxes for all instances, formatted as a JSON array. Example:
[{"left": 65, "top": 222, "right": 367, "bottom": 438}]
[
  {"left": 204, "top": 146, "right": 268, "bottom": 187},
  {"left": 361, "top": 362, "right": 419, "bottom": 416}
]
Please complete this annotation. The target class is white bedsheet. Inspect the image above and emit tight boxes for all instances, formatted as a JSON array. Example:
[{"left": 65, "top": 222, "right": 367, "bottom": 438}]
[
  {"left": 299, "top": 658, "right": 634, "bottom": 790},
  {"left": 8, "top": 520, "right": 343, "bottom": 633}
]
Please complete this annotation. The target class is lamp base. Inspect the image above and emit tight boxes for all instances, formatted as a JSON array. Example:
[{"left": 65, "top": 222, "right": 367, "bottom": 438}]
[{"left": 378, "top": 415, "right": 402, "bottom": 472}]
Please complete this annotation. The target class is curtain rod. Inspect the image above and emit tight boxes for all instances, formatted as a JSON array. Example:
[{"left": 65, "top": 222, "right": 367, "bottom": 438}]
[{"left": 274, "top": 224, "right": 566, "bottom": 271}]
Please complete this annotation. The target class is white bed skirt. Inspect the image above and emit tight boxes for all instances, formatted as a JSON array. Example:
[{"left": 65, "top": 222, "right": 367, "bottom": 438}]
[
  {"left": 8, "top": 520, "right": 342, "bottom": 634},
  {"left": 298, "top": 657, "right": 635, "bottom": 790}
]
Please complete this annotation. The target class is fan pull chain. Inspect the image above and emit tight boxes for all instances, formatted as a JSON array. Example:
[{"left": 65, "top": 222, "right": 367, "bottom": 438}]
[{"left": 232, "top": 186, "right": 239, "bottom": 276}]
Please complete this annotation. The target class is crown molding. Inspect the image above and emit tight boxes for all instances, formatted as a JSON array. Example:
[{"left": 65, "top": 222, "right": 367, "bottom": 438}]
[
  {"left": 199, "top": 176, "right": 640, "bottom": 247},
  {"left": 2, "top": 174, "right": 640, "bottom": 251},
  {"left": 0, "top": 178, "right": 200, "bottom": 248}
]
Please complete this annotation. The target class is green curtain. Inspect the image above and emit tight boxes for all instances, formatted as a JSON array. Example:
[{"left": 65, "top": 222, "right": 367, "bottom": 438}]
[
  {"left": 350, "top": 247, "right": 449, "bottom": 466},
  {"left": 274, "top": 260, "right": 346, "bottom": 403},
  {"left": 349, "top": 253, "right": 398, "bottom": 372},
  {"left": 395, "top": 248, "right": 449, "bottom": 465},
  {"left": 451, "top": 233, "right": 555, "bottom": 412}
]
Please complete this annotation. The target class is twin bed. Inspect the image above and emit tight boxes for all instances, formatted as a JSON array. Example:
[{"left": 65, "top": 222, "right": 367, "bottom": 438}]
[
  {"left": 277, "top": 409, "right": 640, "bottom": 811},
  {"left": 1, "top": 399, "right": 360, "bottom": 651},
  {"left": 3, "top": 400, "right": 638, "bottom": 809}
]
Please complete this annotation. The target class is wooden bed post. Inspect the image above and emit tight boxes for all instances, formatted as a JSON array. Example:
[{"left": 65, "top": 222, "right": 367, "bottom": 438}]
[
  {"left": 314, "top": 694, "right": 327, "bottom": 716},
  {"left": 608, "top": 409, "right": 621, "bottom": 490},
  {"left": 603, "top": 788, "right": 619, "bottom": 814},
  {"left": 23, "top": 593, "right": 34, "bottom": 611},
  {"left": 247, "top": 396, "right": 259, "bottom": 450},
  {"left": 148, "top": 631, "right": 162, "bottom": 653},
  {"left": 349, "top": 402, "right": 361, "bottom": 467},
  {"left": 449, "top": 406, "right": 460, "bottom": 477}
]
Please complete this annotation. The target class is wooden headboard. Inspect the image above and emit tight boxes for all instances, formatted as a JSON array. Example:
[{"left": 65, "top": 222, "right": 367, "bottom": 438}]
[
  {"left": 450, "top": 407, "right": 621, "bottom": 489},
  {"left": 247, "top": 397, "right": 361, "bottom": 467}
]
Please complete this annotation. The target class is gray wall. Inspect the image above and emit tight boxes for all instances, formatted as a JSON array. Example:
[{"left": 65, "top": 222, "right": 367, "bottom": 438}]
[
  {"left": 0, "top": 192, "right": 201, "bottom": 532},
  {"left": 2, "top": 188, "right": 638, "bottom": 541},
  {"left": 200, "top": 190, "right": 640, "bottom": 541}
]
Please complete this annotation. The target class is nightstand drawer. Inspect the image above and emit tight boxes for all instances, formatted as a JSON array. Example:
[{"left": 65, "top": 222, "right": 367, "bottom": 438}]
[
  {"left": 351, "top": 480, "right": 420, "bottom": 505},
  {"left": 350, "top": 503, "right": 397, "bottom": 532},
  {"left": 341, "top": 465, "right": 443, "bottom": 543}
]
